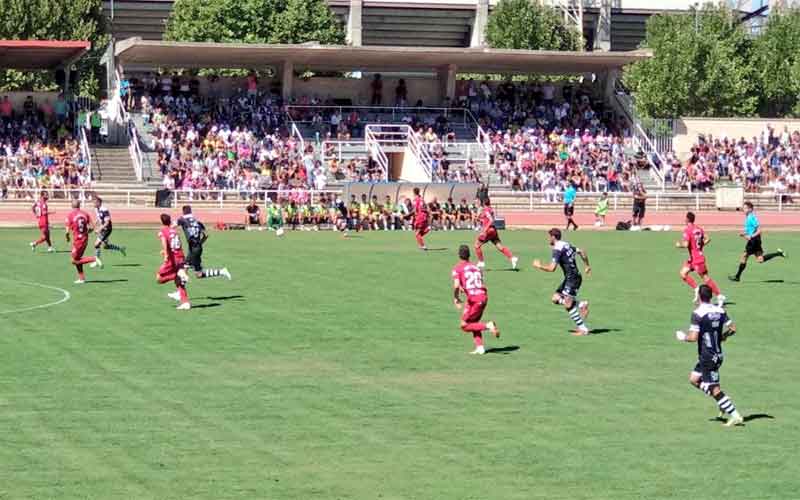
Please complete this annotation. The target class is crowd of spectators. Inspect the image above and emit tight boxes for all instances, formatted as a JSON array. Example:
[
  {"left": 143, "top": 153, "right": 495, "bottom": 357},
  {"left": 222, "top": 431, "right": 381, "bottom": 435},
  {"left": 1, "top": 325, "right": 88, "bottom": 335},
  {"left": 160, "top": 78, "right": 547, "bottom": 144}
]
[
  {"left": 146, "top": 90, "right": 331, "bottom": 196},
  {"left": 666, "top": 126, "right": 800, "bottom": 198},
  {"left": 0, "top": 96, "right": 91, "bottom": 200}
]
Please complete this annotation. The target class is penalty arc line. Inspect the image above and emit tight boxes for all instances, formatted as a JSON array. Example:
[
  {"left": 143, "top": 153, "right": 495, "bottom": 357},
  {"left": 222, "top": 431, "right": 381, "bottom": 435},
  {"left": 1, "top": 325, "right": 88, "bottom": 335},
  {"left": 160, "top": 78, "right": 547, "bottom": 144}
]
[{"left": 0, "top": 278, "right": 71, "bottom": 315}]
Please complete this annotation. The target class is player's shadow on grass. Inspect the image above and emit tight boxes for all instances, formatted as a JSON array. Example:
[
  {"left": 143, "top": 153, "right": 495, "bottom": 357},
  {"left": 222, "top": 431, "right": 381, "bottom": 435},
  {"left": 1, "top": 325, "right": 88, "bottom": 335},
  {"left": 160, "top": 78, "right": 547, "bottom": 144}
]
[
  {"left": 485, "top": 345, "right": 520, "bottom": 355},
  {"left": 113, "top": 263, "right": 142, "bottom": 267},
  {"left": 588, "top": 328, "right": 622, "bottom": 335},
  {"left": 424, "top": 247, "right": 448, "bottom": 252},
  {"left": 205, "top": 295, "right": 244, "bottom": 301},
  {"left": 486, "top": 268, "right": 520, "bottom": 272},
  {"left": 709, "top": 413, "right": 774, "bottom": 424},
  {"left": 87, "top": 279, "right": 129, "bottom": 284},
  {"left": 760, "top": 279, "right": 800, "bottom": 285},
  {"left": 192, "top": 302, "right": 222, "bottom": 309}
]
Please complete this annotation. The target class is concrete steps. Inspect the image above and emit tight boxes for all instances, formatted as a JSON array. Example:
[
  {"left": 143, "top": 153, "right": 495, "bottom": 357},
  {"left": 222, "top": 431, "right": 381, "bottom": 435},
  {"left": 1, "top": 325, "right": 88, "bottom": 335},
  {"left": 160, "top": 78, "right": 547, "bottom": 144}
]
[{"left": 91, "top": 145, "right": 140, "bottom": 184}]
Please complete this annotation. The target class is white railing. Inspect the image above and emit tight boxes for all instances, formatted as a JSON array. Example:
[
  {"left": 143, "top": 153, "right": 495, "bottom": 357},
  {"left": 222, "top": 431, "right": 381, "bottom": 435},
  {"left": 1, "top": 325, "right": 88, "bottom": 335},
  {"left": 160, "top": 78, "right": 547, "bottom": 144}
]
[
  {"left": 613, "top": 84, "right": 667, "bottom": 190},
  {"left": 4, "top": 188, "right": 798, "bottom": 213},
  {"left": 287, "top": 105, "right": 472, "bottom": 126},
  {"left": 406, "top": 128, "right": 434, "bottom": 179},
  {"left": 321, "top": 140, "right": 368, "bottom": 164},
  {"left": 291, "top": 121, "right": 306, "bottom": 153},
  {"left": 79, "top": 126, "right": 92, "bottom": 181},
  {"left": 128, "top": 124, "right": 144, "bottom": 182},
  {"left": 364, "top": 125, "right": 390, "bottom": 180}
]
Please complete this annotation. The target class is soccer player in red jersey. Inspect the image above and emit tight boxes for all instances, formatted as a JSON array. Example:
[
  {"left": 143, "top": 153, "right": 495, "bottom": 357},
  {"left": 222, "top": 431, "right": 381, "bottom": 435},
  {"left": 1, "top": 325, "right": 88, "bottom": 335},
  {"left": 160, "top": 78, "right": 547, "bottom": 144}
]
[
  {"left": 475, "top": 198, "right": 518, "bottom": 270},
  {"left": 156, "top": 213, "right": 191, "bottom": 310},
  {"left": 65, "top": 200, "right": 101, "bottom": 284},
  {"left": 676, "top": 211, "right": 726, "bottom": 307},
  {"left": 412, "top": 187, "right": 431, "bottom": 250},
  {"left": 452, "top": 244, "right": 499, "bottom": 354},
  {"left": 30, "top": 191, "right": 54, "bottom": 252}
]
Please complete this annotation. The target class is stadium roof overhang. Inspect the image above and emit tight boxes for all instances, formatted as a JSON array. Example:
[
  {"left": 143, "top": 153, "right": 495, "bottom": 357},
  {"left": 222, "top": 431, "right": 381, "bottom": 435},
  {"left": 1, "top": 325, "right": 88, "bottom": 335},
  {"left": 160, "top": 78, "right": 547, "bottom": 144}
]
[
  {"left": 0, "top": 40, "right": 91, "bottom": 70},
  {"left": 114, "top": 38, "right": 650, "bottom": 74}
]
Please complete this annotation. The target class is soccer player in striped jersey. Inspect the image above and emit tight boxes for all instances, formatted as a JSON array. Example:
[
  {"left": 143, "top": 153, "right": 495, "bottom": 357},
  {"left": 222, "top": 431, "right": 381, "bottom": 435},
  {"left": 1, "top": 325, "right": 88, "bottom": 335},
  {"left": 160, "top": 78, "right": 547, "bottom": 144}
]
[
  {"left": 729, "top": 201, "right": 786, "bottom": 281},
  {"left": 175, "top": 205, "right": 231, "bottom": 282},
  {"left": 675, "top": 285, "right": 744, "bottom": 427},
  {"left": 533, "top": 228, "right": 591, "bottom": 336},
  {"left": 92, "top": 197, "right": 126, "bottom": 264}
]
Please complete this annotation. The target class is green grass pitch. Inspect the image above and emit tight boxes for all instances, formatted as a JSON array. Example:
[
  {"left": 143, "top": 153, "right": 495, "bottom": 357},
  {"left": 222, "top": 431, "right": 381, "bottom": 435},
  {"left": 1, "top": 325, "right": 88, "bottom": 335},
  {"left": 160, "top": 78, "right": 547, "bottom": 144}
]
[{"left": 1, "top": 227, "right": 799, "bottom": 500}]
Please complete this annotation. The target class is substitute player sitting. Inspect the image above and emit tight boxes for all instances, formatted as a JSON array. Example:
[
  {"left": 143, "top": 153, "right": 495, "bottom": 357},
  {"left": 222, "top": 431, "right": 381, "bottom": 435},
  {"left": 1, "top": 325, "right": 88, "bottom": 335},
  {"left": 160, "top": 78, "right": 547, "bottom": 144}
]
[
  {"left": 675, "top": 211, "right": 725, "bottom": 306},
  {"left": 245, "top": 196, "right": 263, "bottom": 230},
  {"left": 452, "top": 244, "right": 499, "bottom": 355},
  {"left": 675, "top": 285, "right": 744, "bottom": 427},
  {"left": 475, "top": 198, "right": 518, "bottom": 270}
]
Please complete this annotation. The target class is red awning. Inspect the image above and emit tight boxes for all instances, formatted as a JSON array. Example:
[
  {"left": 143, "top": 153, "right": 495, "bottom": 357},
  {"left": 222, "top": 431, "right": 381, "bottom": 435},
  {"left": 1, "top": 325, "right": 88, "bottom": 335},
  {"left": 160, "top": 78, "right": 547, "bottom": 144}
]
[{"left": 0, "top": 40, "right": 91, "bottom": 70}]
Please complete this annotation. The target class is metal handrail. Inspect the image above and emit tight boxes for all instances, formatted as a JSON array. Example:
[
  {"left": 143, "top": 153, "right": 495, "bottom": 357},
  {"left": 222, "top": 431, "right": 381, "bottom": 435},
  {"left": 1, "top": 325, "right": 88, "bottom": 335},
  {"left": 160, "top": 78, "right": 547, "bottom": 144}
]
[
  {"left": 406, "top": 128, "right": 434, "bottom": 179},
  {"left": 364, "top": 126, "right": 389, "bottom": 180},
  {"left": 79, "top": 126, "right": 92, "bottom": 181}
]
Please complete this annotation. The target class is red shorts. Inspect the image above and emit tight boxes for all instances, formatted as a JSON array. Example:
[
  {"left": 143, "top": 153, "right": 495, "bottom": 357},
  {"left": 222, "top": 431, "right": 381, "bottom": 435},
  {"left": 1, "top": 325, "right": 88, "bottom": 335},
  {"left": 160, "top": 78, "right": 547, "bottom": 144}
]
[
  {"left": 157, "top": 256, "right": 185, "bottom": 279},
  {"left": 685, "top": 259, "right": 708, "bottom": 275},
  {"left": 462, "top": 298, "right": 487, "bottom": 323},
  {"left": 414, "top": 220, "right": 429, "bottom": 233},
  {"left": 477, "top": 227, "right": 500, "bottom": 245},
  {"left": 38, "top": 222, "right": 49, "bottom": 231},
  {"left": 71, "top": 240, "right": 88, "bottom": 261}
]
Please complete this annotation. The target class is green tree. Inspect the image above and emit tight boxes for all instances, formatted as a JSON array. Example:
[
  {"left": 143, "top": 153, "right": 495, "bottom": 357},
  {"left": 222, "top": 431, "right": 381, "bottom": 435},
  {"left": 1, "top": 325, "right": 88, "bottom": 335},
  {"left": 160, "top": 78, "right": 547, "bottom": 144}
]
[
  {"left": 485, "top": 0, "right": 581, "bottom": 51},
  {"left": 623, "top": 4, "right": 757, "bottom": 118},
  {"left": 0, "top": 0, "right": 108, "bottom": 97},
  {"left": 752, "top": 9, "right": 800, "bottom": 117},
  {"left": 165, "top": 0, "right": 344, "bottom": 45}
]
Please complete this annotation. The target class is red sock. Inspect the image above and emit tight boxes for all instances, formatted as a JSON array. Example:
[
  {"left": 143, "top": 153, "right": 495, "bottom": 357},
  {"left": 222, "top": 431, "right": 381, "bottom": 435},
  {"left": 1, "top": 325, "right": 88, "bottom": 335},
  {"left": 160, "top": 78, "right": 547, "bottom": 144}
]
[
  {"left": 415, "top": 233, "right": 425, "bottom": 247},
  {"left": 705, "top": 278, "right": 721, "bottom": 296},
  {"left": 177, "top": 285, "right": 188, "bottom": 303},
  {"left": 501, "top": 247, "right": 514, "bottom": 260},
  {"left": 158, "top": 273, "right": 177, "bottom": 284},
  {"left": 461, "top": 322, "right": 486, "bottom": 333},
  {"left": 34, "top": 236, "right": 47, "bottom": 245},
  {"left": 682, "top": 275, "right": 697, "bottom": 289},
  {"left": 78, "top": 256, "right": 96, "bottom": 265},
  {"left": 475, "top": 245, "right": 484, "bottom": 261},
  {"left": 472, "top": 333, "right": 483, "bottom": 347}
]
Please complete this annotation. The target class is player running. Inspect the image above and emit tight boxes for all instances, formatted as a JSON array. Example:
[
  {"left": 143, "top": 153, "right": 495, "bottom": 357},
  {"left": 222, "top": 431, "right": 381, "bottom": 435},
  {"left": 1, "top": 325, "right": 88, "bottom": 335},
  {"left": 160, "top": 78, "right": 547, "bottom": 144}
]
[
  {"left": 533, "top": 228, "right": 591, "bottom": 336},
  {"left": 176, "top": 205, "right": 232, "bottom": 285},
  {"left": 452, "top": 244, "right": 500, "bottom": 354},
  {"left": 413, "top": 187, "right": 430, "bottom": 250},
  {"left": 92, "top": 197, "right": 126, "bottom": 265},
  {"left": 65, "top": 200, "right": 101, "bottom": 284},
  {"left": 157, "top": 213, "right": 191, "bottom": 310},
  {"left": 475, "top": 199, "right": 518, "bottom": 270},
  {"left": 675, "top": 284, "right": 744, "bottom": 427},
  {"left": 676, "top": 211, "right": 724, "bottom": 307},
  {"left": 30, "top": 191, "right": 54, "bottom": 252},
  {"left": 729, "top": 201, "right": 786, "bottom": 282}
]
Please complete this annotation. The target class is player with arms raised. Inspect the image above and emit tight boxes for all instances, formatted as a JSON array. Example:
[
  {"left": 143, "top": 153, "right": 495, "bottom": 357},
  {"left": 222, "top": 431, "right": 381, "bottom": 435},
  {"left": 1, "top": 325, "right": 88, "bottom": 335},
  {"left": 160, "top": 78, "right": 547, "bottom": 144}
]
[
  {"left": 675, "top": 284, "right": 744, "bottom": 427},
  {"left": 157, "top": 213, "right": 191, "bottom": 310},
  {"left": 533, "top": 228, "right": 591, "bottom": 335},
  {"left": 475, "top": 198, "right": 518, "bottom": 270},
  {"left": 452, "top": 244, "right": 499, "bottom": 354},
  {"left": 676, "top": 211, "right": 724, "bottom": 306},
  {"left": 30, "top": 191, "right": 54, "bottom": 252},
  {"left": 65, "top": 200, "right": 101, "bottom": 284},
  {"left": 176, "top": 205, "right": 231, "bottom": 284},
  {"left": 412, "top": 187, "right": 431, "bottom": 250},
  {"left": 92, "top": 197, "right": 126, "bottom": 264}
]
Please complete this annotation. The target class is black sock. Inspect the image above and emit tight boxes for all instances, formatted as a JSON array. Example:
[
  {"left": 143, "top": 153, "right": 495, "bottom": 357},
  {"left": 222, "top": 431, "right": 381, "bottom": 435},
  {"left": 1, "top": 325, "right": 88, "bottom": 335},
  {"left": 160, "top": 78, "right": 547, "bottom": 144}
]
[
  {"left": 106, "top": 243, "right": 122, "bottom": 252},
  {"left": 763, "top": 252, "right": 782, "bottom": 262},
  {"left": 735, "top": 262, "right": 746, "bottom": 278},
  {"left": 201, "top": 269, "right": 221, "bottom": 278}
]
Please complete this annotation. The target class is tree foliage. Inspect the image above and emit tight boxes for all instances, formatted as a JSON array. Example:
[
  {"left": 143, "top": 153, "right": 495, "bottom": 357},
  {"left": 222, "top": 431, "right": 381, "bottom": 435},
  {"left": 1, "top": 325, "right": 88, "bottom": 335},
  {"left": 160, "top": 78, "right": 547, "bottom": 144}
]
[
  {"left": 623, "top": 5, "right": 757, "bottom": 119},
  {"left": 165, "top": 0, "right": 345, "bottom": 45},
  {"left": 0, "top": 0, "right": 108, "bottom": 97},
  {"left": 752, "top": 9, "right": 800, "bottom": 117},
  {"left": 485, "top": 0, "right": 580, "bottom": 51}
]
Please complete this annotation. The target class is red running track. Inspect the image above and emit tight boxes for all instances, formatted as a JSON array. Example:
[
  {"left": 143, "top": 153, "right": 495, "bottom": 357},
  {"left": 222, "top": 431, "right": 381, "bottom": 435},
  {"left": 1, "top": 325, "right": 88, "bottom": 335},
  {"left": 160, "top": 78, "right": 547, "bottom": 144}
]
[{"left": 0, "top": 208, "right": 795, "bottom": 230}]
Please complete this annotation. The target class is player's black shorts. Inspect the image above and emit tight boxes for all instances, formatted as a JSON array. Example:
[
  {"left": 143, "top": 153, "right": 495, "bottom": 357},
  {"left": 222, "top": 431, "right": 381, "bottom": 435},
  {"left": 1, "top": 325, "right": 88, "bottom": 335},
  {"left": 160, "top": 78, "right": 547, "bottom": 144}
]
[
  {"left": 693, "top": 358, "right": 723, "bottom": 387},
  {"left": 745, "top": 235, "right": 764, "bottom": 256},
  {"left": 564, "top": 204, "right": 574, "bottom": 217},
  {"left": 97, "top": 227, "right": 112, "bottom": 243},
  {"left": 632, "top": 200, "right": 646, "bottom": 218},
  {"left": 556, "top": 274, "right": 582, "bottom": 298},
  {"left": 187, "top": 243, "right": 203, "bottom": 272}
]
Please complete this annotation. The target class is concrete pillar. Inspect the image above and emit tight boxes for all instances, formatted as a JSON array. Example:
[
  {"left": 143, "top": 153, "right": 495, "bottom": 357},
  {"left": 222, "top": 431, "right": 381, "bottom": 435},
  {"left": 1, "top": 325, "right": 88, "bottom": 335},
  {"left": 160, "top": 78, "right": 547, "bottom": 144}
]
[
  {"left": 63, "top": 67, "right": 71, "bottom": 96},
  {"left": 603, "top": 69, "right": 620, "bottom": 103},
  {"left": 347, "top": 0, "right": 363, "bottom": 46},
  {"left": 471, "top": 0, "right": 489, "bottom": 47},
  {"left": 281, "top": 60, "right": 294, "bottom": 102},
  {"left": 438, "top": 64, "right": 457, "bottom": 106},
  {"left": 594, "top": 0, "right": 612, "bottom": 52}
]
